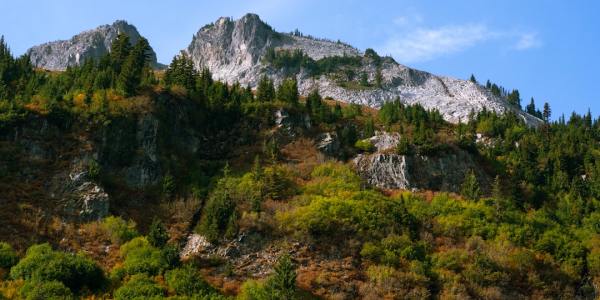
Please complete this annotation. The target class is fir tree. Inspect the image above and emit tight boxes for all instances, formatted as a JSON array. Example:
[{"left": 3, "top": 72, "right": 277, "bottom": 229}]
[
  {"left": 543, "top": 102, "right": 551, "bottom": 122},
  {"left": 267, "top": 254, "right": 297, "bottom": 299},
  {"left": 164, "top": 52, "right": 197, "bottom": 91},
  {"left": 469, "top": 74, "right": 477, "bottom": 83},
  {"left": 147, "top": 218, "right": 169, "bottom": 248},
  {"left": 276, "top": 78, "right": 299, "bottom": 104},
  {"left": 461, "top": 170, "right": 481, "bottom": 200},
  {"left": 256, "top": 74, "right": 275, "bottom": 102}
]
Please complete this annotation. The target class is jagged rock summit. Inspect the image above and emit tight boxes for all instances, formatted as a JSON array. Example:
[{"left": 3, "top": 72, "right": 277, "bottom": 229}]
[
  {"left": 185, "top": 13, "right": 541, "bottom": 125},
  {"left": 27, "top": 20, "right": 162, "bottom": 70}
]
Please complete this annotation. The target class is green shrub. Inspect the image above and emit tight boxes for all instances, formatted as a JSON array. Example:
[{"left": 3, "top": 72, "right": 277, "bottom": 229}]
[
  {"left": 162, "top": 173, "right": 176, "bottom": 198},
  {"left": 102, "top": 216, "right": 139, "bottom": 245},
  {"left": 237, "top": 280, "right": 269, "bottom": 300},
  {"left": 10, "top": 243, "right": 104, "bottom": 292},
  {"left": 165, "top": 265, "right": 213, "bottom": 296},
  {"left": 120, "top": 237, "right": 168, "bottom": 276},
  {"left": 161, "top": 244, "right": 181, "bottom": 269},
  {"left": 304, "top": 163, "right": 362, "bottom": 197},
  {"left": 147, "top": 218, "right": 169, "bottom": 248},
  {"left": 87, "top": 160, "right": 101, "bottom": 180},
  {"left": 460, "top": 170, "right": 481, "bottom": 200},
  {"left": 0, "top": 242, "right": 18, "bottom": 269},
  {"left": 114, "top": 274, "right": 165, "bottom": 300},
  {"left": 395, "top": 136, "right": 412, "bottom": 155},
  {"left": 19, "top": 280, "right": 73, "bottom": 300},
  {"left": 354, "top": 139, "right": 375, "bottom": 152}
]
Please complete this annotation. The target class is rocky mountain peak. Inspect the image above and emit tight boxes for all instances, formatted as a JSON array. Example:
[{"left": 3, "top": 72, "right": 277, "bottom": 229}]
[
  {"left": 27, "top": 20, "right": 161, "bottom": 70},
  {"left": 185, "top": 14, "right": 541, "bottom": 126}
]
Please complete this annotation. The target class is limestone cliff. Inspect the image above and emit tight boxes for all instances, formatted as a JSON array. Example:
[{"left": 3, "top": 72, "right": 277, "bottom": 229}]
[
  {"left": 185, "top": 13, "right": 541, "bottom": 125},
  {"left": 27, "top": 20, "right": 162, "bottom": 70}
]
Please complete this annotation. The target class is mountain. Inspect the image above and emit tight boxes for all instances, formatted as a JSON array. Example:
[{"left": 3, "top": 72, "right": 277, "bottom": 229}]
[
  {"left": 185, "top": 13, "right": 541, "bottom": 125},
  {"left": 27, "top": 20, "right": 162, "bottom": 70}
]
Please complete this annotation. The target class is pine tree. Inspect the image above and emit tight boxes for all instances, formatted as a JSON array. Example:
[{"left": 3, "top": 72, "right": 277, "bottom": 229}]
[
  {"left": 305, "top": 88, "right": 322, "bottom": 115},
  {"left": 461, "top": 170, "right": 481, "bottom": 200},
  {"left": 469, "top": 74, "right": 477, "bottom": 83},
  {"left": 147, "top": 218, "right": 169, "bottom": 248},
  {"left": 110, "top": 34, "right": 131, "bottom": 74},
  {"left": 543, "top": 102, "right": 551, "bottom": 122},
  {"left": 507, "top": 89, "right": 521, "bottom": 109},
  {"left": 276, "top": 78, "right": 299, "bottom": 104},
  {"left": 116, "top": 38, "right": 151, "bottom": 96},
  {"left": 196, "top": 67, "right": 213, "bottom": 98},
  {"left": 267, "top": 254, "right": 297, "bottom": 299},
  {"left": 164, "top": 52, "right": 197, "bottom": 91},
  {"left": 256, "top": 75, "right": 275, "bottom": 102},
  {"left": 526, "top": 98, "right": 536, "bottom": 115}
]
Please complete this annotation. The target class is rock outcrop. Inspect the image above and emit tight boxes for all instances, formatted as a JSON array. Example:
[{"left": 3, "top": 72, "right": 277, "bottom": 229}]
[
  {"left": 354, "top": 132, "right": 489, "bottom": 192},
  {"left": 185, "top": 13, "right": 541, "bottom": 125},
  {"left": 27, "top": 20, "right": 162, "bottom": 70}
]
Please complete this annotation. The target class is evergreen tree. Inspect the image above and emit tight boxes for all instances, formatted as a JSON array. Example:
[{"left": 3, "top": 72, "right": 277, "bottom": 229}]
[
  {"left": 147, "top": 218, "right": 169, "bottom": 248},
  {"left": 164, "top": 52, "right": 197, "bottom": 91},
  {"left": 276, "top": 78, "right": 299, "bottom": 104},
  {"left": 110, "top": 34, "right": 132, "bottom": 74},
  {"left": 266, "top": 254, "right": 297, "bottom": 299},
  {"left": 507, "top": 89, "right": 521, "bottom": 109},
  {"left": 256, "top": 74, "right": 275, "bottom": 102},
  {"left": 196, "top": 67, "right": 213, "bottom": 98},
  {"left": 305, "top": 88, "right": 322, "bottom": 115},
  {"left": 526, "top": 97, "right": 536, "bottom": 115},
  {"left": 469, "top": 74, "right": 477, "bottom": 83},
  {"left": 461, "top": 170, "right": 481, "bottom": 200},
  {"left": 116, "top": 38, "right": 151, "bottom": 96},
  {"left": 543, "top": 102, "right": 551, "bottom": 122}
]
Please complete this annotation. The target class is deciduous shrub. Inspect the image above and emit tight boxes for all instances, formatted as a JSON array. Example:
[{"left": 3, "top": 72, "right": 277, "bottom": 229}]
[
  {"left": 165, "top": 265, "right": 213, "bottom": 296},
  {"left": 354, "top": 139, "right": 375, "bottom": 153},
  {"left": 10, "top": 243, "right": 104, "bottom": 292},
  {"left": 102, "top": 216, "right": 139, "bottom": 245},
  {"left": 119, "top": 237, "right": 168, "bottom": 276},
  {"left": 19, "top": 280, "right": 73, "bottom": 300},
  {"left": 0, "top": 242, "right": 18, "bottom": 270},
  {"left": 114, "top": 274, "right": 165, "bottom": 300}
]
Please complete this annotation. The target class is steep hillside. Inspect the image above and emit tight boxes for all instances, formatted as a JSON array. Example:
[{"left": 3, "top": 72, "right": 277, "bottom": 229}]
[
  {"left": 185, "top": 13, "right": 541, "bottom": 125},
  {"left": 27, "top": 20, "right": 162, "bottom": 70}
]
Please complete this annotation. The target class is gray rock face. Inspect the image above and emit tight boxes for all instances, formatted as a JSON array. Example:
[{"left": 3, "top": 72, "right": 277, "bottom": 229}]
[
  {"left": 58, "top": 169, "right": 109, "bottom": 222},
  {"left": 186, "top": 13, "right": 541, "bottom": 125},
  {"left": 27, "top": 20, "right": 161, "bottom": 70},
  {"left": 354, "top": 133, "right": 489, "bottom": 192},
  {"left": 316, "top": 132, "right": 340, "bottom": 156}
]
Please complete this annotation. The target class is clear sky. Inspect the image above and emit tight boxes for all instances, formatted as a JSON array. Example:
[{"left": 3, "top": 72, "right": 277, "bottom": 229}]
[{"left": 1, "top": 0, "right": 598, "bottom": 119}]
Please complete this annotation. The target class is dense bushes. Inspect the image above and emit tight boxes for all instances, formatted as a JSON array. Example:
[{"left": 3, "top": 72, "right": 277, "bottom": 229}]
[
  {"left": 102, "top": 216, "right": 140, "bottom": 245},
  {"left": 118, "top": 237, "right": 169, "bottom": 276},
  {"left": 10, "top": 243, "right": 104, "bottom": 292},
  {"left": 165, "top": 265, "right": 214, "bottom": 296},
  {"left": 0, "top": 243, "right": 18, "bottom": 270},
  {"left": 19, "top": 280, "right": 74, "bottom": 300},
  {"left": 114, "top": 274, "right": 165, "bottom": 300},
  {"left": 279, "top": 163, "right": 416, "bottom": 239}
]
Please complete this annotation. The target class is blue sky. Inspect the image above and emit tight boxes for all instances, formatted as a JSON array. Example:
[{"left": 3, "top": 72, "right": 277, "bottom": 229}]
[{"left": 1, "top": 0, "right": 598, "bottom": 119}]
